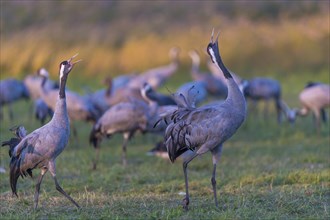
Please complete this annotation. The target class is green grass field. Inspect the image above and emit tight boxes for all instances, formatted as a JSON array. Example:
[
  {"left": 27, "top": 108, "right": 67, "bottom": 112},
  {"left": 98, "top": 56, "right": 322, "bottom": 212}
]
[{"left": 0, "top": 70, "right": 329, "bottom": 219}]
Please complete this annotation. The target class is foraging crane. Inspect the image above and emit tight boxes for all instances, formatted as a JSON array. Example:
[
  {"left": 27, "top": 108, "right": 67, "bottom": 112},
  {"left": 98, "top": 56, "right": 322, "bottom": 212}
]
[
  {"left": 188, "top": 50, "right": 227, "bottom": 97},
  {"left": 127, "top": 47, "right": 180, "bottom": 89},
  {"left": 89, "top": 98, "right": 150, "bottom": 169},
  {"left": 240, "top": 77, "right": 283, "bottom": 123},
  {"left": 1, "top": 55, "right": 81, "bottom": 209},
  {"left": 288, "top": 83, "right": 330, "bottom": 133},
  {"left": 0, "top": 78, "right": 29, "bottom": 120},
  {"left": 156, "top": 31, "right": 246, "bottom": 210}
]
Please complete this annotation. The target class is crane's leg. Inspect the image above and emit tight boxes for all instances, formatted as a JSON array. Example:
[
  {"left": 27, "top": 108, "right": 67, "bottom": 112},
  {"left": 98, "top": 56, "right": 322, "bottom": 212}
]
[
  {"left": 321, "top": 108, "right": 327, "bottom": 123},
  {"left": 275, "top": 99, "right": 282, "bottom": 124},
  {"left": 182, "top": 153, "right": 198, "bottom": 211},
  {"left": 92, "top": 147, "right": 100, "bottom": 170},
  {"left": 48, "top": 161, "right": 80, "bottom": 208},
  {"left": 122, "top": 133, "right": 131, "bottom": 166},
  {"left": 34, "top": 167, "right": 48, "bottom": 209},
  {"left": 211, "top": 145, "right": 223, "bottom": 208},
  {"left": 313, "top": 111, "right": 321, "bottom": 135}
]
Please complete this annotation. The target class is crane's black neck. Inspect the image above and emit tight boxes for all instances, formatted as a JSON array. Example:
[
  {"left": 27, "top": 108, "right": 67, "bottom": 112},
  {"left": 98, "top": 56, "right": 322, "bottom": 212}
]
[
  {"left": 59, "top": 75, "right": 68, "bottom": 99},
  {"left": 217, "top": 55, "right": 232, "bottom": 79}
]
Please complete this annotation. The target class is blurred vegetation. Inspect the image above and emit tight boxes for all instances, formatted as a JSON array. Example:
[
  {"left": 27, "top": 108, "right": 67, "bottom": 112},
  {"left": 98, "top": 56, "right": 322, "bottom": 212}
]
[{"left": 0, "top": 1, "right": 329, "bottom": 81}]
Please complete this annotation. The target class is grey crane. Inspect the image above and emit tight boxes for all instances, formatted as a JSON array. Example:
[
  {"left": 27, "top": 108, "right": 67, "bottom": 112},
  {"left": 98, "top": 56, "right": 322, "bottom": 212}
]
[
  {"left": 1, "top": 55, "right": 81, "bottom": 209},
  {"left": 288, "top": 83, "right": 330, "bottom": 133},
  {"left": 127, "top": 47, "right": 180, "bottom": 89},
  {"left": 89, "top": 98, "right": 150, "bottom": 169},
  {"left": 240, "top": 77, "right": 283, "bottom": 123},
  {"left": 0, "top": 78, "right": 29, "bottom": 120},
  {"left": 188, "top": 50, "right": 227, "bottom": 97},
  {"left": 156, "top": 31, "right": 246, "bottom": 210}
]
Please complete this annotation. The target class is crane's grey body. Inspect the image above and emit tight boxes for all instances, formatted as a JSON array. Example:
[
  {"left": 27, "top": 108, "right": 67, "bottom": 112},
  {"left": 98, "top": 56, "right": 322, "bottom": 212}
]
[
  {"left": 0, "top": 78, "right": 29, "bottom": 120},
  {"left": 2, "top": 56, "right": 81, "bottom": 209},
  {"left": 157, "top": 31, "right": 246, "bottom": 210},
  {"left": 242, "top": 77, "right": 283, "bottom": 123},
  {"left": 189, "top": 50, "right": 227, "bottom": 97},
  {"left": 90, "top": 98, "right": 150, "bottom": 168}
]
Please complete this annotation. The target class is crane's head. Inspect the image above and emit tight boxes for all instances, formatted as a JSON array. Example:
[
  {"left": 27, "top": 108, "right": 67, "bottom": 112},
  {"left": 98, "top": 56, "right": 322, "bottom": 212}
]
[
  {"left": 37, "top": 68, "right": 49, "bottom": 78},
  {"left": 207, "top": 29, "right": 220, "bottom": 65},
  {"left": 59, "top": 54, "right": 82, "bottom": 79}
]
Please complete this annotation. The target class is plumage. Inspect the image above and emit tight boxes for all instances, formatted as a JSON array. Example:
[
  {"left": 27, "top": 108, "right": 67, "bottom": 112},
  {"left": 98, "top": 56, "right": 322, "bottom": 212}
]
[
  {"left": 156, "top": 31, "right": 246, "bottom": 210},
  {"left": 2, "top": 55, "right": 81, "bottom": 209},
  {"left": 90, "top": 98, "right": 150, "bottom": 168}
]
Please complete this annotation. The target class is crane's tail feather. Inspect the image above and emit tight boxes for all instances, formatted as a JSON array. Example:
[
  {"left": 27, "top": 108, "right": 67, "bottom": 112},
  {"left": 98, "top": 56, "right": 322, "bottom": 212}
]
[{"left": 9, "top": 156, "right": 20, "bottom": 197}]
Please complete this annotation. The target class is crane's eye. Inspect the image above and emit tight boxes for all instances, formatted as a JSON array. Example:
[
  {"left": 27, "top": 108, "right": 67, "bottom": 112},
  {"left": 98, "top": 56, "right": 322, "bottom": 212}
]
[{"left": 59, "top": 61, "right": 68, "bottom": 68}]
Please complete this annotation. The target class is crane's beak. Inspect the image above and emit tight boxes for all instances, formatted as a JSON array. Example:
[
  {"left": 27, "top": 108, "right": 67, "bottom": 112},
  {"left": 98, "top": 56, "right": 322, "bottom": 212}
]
[{"left": 68, "top": 53, "right": 82, "bottom": 66}]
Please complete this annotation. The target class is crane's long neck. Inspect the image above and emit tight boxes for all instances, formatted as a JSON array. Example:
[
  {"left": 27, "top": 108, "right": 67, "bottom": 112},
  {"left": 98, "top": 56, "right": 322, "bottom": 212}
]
[
  {"left": 215, "top": 51, "right": 246, "bottom": 112},
  {"left": 41, "top": 76, "right": 49, "bottom": 94},
  {"left": 51, "top": 73, "right": 69, "bottom": 128}
]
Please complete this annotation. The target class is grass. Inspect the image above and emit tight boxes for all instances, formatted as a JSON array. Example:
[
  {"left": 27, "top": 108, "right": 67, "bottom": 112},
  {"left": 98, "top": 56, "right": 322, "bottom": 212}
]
[{"left": 0, "top": 69, "right": 329, "bottom": 219}]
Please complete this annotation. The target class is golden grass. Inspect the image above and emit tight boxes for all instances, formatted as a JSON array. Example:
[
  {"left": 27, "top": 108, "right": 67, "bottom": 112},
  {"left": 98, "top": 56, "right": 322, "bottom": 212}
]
[{"left": 1, "top": 14, "right": 329, "bottom": 79}]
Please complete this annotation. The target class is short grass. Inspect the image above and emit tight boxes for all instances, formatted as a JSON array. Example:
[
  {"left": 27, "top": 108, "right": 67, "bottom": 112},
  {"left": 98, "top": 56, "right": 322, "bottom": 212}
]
[{"left": 0, "top": 72, "right": 329, "bottom": 219}]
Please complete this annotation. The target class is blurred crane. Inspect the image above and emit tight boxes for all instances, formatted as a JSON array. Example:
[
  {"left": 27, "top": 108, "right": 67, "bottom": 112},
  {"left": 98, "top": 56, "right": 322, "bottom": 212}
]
[
  {"left": 289, "top": 82, "right": 330, "bottom": 133},
  {"left": 89, "top": 98, "right": 150, "bottom": 169},
  {"left": 156, "top": 31, "right": 246, "bottom": 210},
  {"left": 0, "top": 78, "right": 29, "bottom": 121},
  {"left": 1, "top": 55, "right": 81, "bottom": 209},
  {"left": 240, "top": 77, "right": 283, "bottom": 123},
  {"left": 127, "top": 47, "right": 180, "bottom": 89}
]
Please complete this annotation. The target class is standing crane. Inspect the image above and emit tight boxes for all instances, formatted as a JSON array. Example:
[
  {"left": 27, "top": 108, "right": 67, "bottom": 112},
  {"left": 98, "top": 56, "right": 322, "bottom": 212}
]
[
  {"left": 1, "top": 55, "right": 81, "bottom": 209},
  {"left": 89, "top": 98, "right": 150, "bottom": 169},
  {"left": 156, "top": 31, "right": 246, "bottom": 210}
]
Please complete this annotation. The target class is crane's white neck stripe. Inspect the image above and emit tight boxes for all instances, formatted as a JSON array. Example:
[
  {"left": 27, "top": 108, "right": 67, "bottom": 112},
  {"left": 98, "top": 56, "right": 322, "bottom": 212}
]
[
  {"left": 208, "top": 48, "right": 220, "bottom": 69},
  {"left": 60, "top": 64, "right": 65, "bottom": 79}
]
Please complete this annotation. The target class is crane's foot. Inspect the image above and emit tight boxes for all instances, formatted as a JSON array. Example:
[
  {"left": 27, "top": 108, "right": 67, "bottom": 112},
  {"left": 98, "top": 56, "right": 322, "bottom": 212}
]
[{"left": 182, "top": 196, "right": 189, "bottom": 211}]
